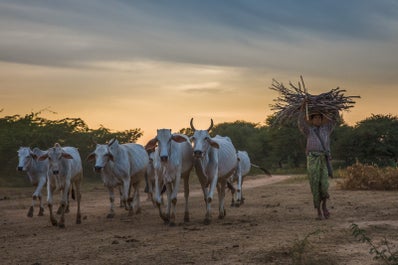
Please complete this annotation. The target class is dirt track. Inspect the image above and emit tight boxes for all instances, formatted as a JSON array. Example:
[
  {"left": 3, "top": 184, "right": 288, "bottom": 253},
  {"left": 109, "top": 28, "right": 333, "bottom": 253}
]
[{"left": 1, "top": 174, "right": 398, "bottom": 265}]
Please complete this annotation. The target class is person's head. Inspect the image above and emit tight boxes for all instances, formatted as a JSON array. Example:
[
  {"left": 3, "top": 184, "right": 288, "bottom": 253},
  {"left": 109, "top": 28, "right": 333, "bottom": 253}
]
[{"left": 310, "top": 113, "right": 323, "bottom": 127}]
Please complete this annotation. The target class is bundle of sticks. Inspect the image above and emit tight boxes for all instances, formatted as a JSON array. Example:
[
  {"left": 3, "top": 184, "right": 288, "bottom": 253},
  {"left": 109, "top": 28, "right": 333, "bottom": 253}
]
[{"left": 269, "top": 76, "right": 360, "bottom": 124}]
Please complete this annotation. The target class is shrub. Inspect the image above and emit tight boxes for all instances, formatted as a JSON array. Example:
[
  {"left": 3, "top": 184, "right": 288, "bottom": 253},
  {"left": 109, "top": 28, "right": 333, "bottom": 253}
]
[{"left": 338, "top": 162, "right": 398, "bottom": 190}]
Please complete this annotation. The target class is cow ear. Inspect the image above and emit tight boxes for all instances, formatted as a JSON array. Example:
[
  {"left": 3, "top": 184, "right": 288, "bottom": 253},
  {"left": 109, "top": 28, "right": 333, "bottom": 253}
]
[
  {"left": 207, "top": 139, "right": 220, "bottom": 149},
  {"left": 172, "top": 135, "right": 188, "bottom": 143},
  {"left": 38, "top": 153, "right": 48, "bottom": 161},
  {"left": 145, "top": 138, "right": 158, "bottom": 151},
  {"left": 30, "top": 153, "right": 38, "bottom": 160},
  {"left": 86, "top": 152, "right": 95, "bottom": 162},
  {"left": 62, "top": 153, "right": 74, "bottom": 159},
  {"left": 107, "top": 153, "right": 114, "bottom": 161}
]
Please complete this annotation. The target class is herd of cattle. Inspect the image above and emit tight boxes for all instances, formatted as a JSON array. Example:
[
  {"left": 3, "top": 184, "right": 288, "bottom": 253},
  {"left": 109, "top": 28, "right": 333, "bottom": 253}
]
[{"left": 16, "top": 118, "right": 269, "bottom": 228}]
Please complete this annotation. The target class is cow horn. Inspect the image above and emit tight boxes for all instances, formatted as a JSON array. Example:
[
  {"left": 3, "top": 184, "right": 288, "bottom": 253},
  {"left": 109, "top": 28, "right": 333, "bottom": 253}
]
[
  {"left": 108, "top": 138, "right": 116, "bottom": 146},
  {"left": 207, "top": 119, "right": 214, "bottom": 131},
  {"left": 190, "top": 118, "right": 196, "bottom": 131}
]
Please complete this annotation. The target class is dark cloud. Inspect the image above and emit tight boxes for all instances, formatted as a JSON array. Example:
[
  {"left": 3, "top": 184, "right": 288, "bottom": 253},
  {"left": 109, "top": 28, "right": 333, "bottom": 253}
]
[{"left": 0, "top": 0, "right": 397, "bottom": 82}]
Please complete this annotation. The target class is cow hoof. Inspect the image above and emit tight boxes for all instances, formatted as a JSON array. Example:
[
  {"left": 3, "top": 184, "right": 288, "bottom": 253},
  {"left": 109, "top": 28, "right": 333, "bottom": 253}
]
[
  {"left": 27, "top": 206, "right": 34, "bottom": 218},
  {"left": 38, "top": 207, "right": 45, "bottom": 216},
  {"left": 184, "top": 213, "right": 190, "bottom": 223},
  {"left": 218, "top": 209, "right": 226, "bottom": 219},
  {"left": 169, "top": 221, "right": 176, "bottom": 227},
  {"left": 58, "top": 223, "right": 65, "bottom": 229},
  {"left": 204, "top": 218, "right": 211, "bottom": 225},
  {"left": 135, "top": 207, "right": 142, "bottom": 214},
  {"left": 106, "top": 213, "right": 115, "bottom": 219},
  {"left": 76, "top": 219, "right": 81, "bottom": 224},
  {"left": 51, "top": 219, "right": 58, "bottom": 226},
  {"left": 235, "top": 203, "right": 241, "bottom": 208}
]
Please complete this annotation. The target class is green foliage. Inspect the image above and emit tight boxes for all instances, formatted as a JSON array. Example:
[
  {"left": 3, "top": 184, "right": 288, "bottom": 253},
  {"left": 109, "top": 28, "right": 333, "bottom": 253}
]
[
  {"left": 266, "top": 114, "right": 306, "bottom": 169},
  {"left": 0, "top": 112, "right": 143, "bottom": 186},
  {"left": 350, "top": 114, "right": 398, "bottom": 166},
  {"left": 211, "top": 120, "right": 272, "bottom": 169},
  {"left": 290, "top": 229, "right": 325, "bottom": 265},
  {"left": 351, "top": 223, "right": 398, "bottom": 265},
  {"left": 2, "top": 110, "right": 398, "bottom": 187}
]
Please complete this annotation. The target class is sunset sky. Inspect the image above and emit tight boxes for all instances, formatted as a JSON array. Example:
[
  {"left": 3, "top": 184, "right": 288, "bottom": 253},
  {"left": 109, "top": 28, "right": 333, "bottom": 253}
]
[{"left": 1, "top": 1, "right": 397, "bottom": 144}]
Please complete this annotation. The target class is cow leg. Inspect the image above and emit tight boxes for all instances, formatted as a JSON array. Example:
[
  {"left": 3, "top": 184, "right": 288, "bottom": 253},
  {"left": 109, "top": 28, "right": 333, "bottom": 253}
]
[
  {"left": 27, "top": 205, "right": 34, "bottom": 218},
  {"left": 107, "top": 187, "right": 116, "bottom": 218},
  {"left": 64, "top": 188, "right": 70, "bottom": 214},
  {"left": 217, "top": 180, "right": 227, "bottom": 219},
  {"left": 38, "top": 195, "right": 45, "bottom": 216},
  {"left": 203, "top": 185, "right": 212, "bottom": 225},
  {"left": 34, "top": 177, "right": 46, "bottom": 215},
  {"left": 165, "top": 183, "right": 173, "bottom": 225},
  {"left": 122, "top": 179, "right": 131, "bottom": 212},
  {"left": 236, "top": 167, "right": 243, "bottom": 207},
  {"left": 47, "top": 181, "right": 57, "bottom": 226},
  {"left": 183, "top": 175, "right": 190, "bottom": 222},
  {"left": 118, "top": 186, "right": 124, "bottom": 208},
  {"left": 154, "top": 171, "right": 167, "bottom": 222},
  {"left": 58, "top": 186, "right": 70, "bottom": 228},
  {"left": 227, "top": 180, "right": 236, "bottom": 207},
  {"left": 207, "top": 169, "right": 219, "bottom": 203},
  {"left": 131, "top": 181, "right": 141, "bottom": 214},
  {"left": 75, "top": 180, "right": 82, "bottom": 224},
  {"left": 169, "top": 172, "right": 182, "bottom": 226}
]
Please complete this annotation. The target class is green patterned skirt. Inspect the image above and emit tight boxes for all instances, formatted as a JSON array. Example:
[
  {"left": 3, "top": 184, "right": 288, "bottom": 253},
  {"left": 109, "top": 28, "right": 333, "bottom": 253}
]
[{"left": 307, "top": 152, "right": 330, "bottom": 209}]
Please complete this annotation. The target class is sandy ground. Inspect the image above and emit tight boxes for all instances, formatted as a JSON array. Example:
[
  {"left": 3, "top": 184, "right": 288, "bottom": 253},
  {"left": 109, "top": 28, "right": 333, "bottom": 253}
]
[{"left": 1, "top": 174, "right": 398, "bottom": 265}]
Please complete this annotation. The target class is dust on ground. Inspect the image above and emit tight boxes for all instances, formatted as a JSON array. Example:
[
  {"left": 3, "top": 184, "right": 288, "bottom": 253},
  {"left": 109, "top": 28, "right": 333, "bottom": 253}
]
[{"left": 1, "top": 174, "right": 398, "bottom": 265}]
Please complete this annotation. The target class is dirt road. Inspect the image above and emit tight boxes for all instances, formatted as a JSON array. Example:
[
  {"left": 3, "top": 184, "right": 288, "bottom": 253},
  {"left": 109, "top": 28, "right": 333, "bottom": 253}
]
[{"left": 1, "top": 174, "right": 397, "bottom": 265}]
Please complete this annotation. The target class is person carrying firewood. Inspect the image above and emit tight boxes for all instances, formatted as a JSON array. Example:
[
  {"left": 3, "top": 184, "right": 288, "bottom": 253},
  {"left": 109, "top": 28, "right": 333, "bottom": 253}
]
[
  {"left": 298, "top": 101, "right": 338, "bottom": 220},
  {"left": 269, "top": 76, "right": 359, "bottom": 219}
]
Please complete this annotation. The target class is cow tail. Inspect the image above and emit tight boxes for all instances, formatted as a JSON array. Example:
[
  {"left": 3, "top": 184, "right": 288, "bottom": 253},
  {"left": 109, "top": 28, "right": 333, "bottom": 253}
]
[{"left": 251, "top": 163, "right": 272, "bottom": 177}]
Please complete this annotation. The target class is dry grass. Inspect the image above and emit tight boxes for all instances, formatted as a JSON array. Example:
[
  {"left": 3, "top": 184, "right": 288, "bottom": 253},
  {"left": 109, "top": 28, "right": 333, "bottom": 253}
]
[{"left": 338, "top": 162, "right": 398, "bottom": 190}]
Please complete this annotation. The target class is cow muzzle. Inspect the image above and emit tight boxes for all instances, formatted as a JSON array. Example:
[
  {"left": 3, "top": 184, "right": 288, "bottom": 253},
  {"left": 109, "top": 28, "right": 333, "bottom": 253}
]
[
  {"left": 94, "top": 166, "right": 103, "bottom": 173},
  {"left": 193, "top": 150, "right": 203, "bottom": 158},
  {"left": 52, "top": 170, "right": 59, "bottom": 175},
  {"left": 17, "top": 166, "right": 23, "bottom": 172},
  {"left": 160, "top": 156, "right": 168, "bottom": 162}
]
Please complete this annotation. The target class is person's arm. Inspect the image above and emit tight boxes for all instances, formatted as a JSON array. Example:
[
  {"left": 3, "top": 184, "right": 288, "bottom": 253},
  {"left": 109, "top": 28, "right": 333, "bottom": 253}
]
[{"left": 298, "top": 101, "right": 310, "bottom": 135}]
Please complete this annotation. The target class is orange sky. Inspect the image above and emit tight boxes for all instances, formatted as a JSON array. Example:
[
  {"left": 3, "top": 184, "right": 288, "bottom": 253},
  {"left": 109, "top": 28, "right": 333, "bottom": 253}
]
[{"left": 1, "top": 1, "right": 397, "bottom": 145}]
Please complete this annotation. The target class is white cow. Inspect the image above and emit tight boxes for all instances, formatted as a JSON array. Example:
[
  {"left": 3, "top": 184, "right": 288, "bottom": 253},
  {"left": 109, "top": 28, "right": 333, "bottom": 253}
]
[
  {"left": 38, "top": 143, "right": 83, "bottom": 228},
  {"left": 87, "top": 138, "right": 149, "bottom": 218},
  {"left": 228, "top": 151, "right": 251, "bottom": 207},
  {"left": 190, "top": 118, "right": 238, "bottom": 225},
  {"left": 17, "top": 147, "right": 49, "bottom": 217},
  {"left": 228, "top": 151, "right": 272, "bottom": 207},
  {"left": 145, "top": 129, "right": 193, "bottom": 226}
]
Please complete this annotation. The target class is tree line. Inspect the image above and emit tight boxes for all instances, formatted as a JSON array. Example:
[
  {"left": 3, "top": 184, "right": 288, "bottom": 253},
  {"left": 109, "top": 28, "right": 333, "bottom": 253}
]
[{"left": 1, "top": 111, "right": 397, "bottom": 186}]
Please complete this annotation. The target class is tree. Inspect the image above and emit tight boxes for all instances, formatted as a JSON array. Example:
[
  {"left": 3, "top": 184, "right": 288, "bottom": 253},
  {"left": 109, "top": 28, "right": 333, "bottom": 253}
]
[
  {"left": 265, "top": 115, "right": 306, "bottom": 169},
  {"left": 351, "top": 114, "right": 398, "bottom": 166}
]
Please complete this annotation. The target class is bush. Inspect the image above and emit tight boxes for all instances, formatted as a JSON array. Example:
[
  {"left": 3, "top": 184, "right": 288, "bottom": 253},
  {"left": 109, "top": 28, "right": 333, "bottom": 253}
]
[{"left": 338, "top": 162, "right": 398, "bottom": 190}]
